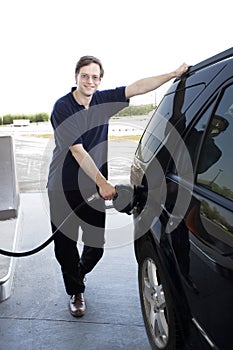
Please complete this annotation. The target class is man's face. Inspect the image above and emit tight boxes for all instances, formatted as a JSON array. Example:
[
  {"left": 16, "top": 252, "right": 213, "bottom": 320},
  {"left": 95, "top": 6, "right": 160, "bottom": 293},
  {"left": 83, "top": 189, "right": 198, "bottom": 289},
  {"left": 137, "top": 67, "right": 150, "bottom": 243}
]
[{"left": 76, "top": 63, "right": 101, "bottom": 97}]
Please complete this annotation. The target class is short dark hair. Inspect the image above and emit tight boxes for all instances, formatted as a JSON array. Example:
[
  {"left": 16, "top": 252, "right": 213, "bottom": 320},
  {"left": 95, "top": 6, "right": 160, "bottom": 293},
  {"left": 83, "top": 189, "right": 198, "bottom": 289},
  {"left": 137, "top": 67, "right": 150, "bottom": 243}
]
[{"left": 75, "top": 55, "right": 104, "bottom": 77}]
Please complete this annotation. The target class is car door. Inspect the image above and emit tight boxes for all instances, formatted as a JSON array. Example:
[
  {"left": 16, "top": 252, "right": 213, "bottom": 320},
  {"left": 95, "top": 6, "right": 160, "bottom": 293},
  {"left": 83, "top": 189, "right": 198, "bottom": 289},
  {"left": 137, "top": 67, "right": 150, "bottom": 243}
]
[{"left": 168, "top": 83, "right": 233, "bottom": 349}]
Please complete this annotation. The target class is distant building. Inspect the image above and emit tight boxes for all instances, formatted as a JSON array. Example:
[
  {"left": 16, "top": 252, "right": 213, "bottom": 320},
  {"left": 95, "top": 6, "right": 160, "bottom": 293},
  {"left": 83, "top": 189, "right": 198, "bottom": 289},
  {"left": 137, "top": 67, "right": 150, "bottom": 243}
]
[{"left": 13, "top": 119, "right": 30, "bottom": 127}]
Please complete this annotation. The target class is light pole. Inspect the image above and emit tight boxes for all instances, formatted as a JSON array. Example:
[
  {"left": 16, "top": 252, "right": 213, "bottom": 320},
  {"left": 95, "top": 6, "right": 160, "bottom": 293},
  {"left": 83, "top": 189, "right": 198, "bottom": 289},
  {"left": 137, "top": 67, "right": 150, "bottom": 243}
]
[{"left": 209, "top": 169, "right": 223, "bottom": 187}]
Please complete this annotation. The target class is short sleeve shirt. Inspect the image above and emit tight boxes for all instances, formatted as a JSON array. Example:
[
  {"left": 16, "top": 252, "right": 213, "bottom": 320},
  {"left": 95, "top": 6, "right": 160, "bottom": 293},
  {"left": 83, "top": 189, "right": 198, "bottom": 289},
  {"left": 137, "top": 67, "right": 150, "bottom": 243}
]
[{"left": 47, "top": 86, "right": 129, "bottom": 191}]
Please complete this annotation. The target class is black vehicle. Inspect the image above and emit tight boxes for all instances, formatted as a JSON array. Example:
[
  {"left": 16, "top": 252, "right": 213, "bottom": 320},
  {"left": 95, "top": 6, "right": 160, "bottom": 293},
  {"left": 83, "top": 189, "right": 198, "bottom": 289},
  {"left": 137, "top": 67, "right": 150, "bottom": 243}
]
[{"left": 131, "top": 48, "right": 233, "bottom": 350}]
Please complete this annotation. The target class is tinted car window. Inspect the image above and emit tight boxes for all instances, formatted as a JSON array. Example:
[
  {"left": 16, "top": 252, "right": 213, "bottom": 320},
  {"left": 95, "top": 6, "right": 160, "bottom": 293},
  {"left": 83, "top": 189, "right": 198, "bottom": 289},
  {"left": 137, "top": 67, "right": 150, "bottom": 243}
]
[
  {"left": 136, "top": 84, "right": 204, "bottom": 163},
  {"left": 197, "top": 84, "right": 233, "bottom": 202},
  {"left": 167, "top": 83, "right": 205, "bottom": 114},
  {"left": 136, "top": 94, "right": 174, "bottom": 162},
  {"left": 179, "top": 105, "right": 212, "bottom": 174}
]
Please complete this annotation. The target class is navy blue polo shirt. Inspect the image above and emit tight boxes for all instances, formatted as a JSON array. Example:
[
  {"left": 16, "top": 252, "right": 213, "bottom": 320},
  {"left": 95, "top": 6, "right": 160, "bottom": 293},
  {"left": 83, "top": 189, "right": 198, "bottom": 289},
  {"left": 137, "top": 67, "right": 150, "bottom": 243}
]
[{"left": 47, "top": 86, "right": 129, "bottom": 191}]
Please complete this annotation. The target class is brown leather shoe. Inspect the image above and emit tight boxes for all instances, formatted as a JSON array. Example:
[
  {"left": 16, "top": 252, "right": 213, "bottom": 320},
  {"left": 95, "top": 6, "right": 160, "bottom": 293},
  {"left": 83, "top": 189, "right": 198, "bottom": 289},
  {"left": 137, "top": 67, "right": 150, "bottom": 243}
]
[{"left": 69, "top": 293, "right": 86, "bottom": 317}]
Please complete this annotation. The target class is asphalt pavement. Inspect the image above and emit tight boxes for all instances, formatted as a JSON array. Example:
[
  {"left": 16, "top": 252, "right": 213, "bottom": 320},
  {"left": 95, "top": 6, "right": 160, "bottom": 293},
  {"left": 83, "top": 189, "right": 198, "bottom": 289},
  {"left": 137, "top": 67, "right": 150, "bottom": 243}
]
[{"left": 0, "top": 193, "right": 150, "bottom": 350}]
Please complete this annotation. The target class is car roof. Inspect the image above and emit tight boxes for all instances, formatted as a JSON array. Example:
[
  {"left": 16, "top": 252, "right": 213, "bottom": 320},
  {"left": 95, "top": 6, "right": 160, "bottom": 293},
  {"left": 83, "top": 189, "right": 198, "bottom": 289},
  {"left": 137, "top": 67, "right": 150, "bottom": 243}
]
[{"left": 175, "top": 47, "right": 233, "bottom": 81}]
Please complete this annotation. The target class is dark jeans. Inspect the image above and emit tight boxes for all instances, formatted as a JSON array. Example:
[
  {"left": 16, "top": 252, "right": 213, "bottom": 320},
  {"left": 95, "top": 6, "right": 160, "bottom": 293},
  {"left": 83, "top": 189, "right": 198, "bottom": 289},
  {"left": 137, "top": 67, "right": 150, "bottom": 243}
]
[{"left": 48, "top": 190, "right": 106, "bottom": 295}]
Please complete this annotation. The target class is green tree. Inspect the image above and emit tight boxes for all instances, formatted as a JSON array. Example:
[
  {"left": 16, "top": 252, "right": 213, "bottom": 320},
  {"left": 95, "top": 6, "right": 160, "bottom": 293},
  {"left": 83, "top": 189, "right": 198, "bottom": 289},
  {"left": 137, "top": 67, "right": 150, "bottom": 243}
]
[
  {"left": 115, "top": 104, "right": 155, "bottom": 117},
  {"left": 0, "top": 113, "right": 49, "bottom": 125}
]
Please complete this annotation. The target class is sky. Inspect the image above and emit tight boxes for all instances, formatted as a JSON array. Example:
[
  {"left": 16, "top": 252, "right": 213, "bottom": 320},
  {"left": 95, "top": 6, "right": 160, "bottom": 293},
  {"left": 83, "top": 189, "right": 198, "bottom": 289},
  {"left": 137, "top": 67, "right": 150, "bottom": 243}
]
[{"left": 0, "top": 0, "right": 232, "bottom": 115}]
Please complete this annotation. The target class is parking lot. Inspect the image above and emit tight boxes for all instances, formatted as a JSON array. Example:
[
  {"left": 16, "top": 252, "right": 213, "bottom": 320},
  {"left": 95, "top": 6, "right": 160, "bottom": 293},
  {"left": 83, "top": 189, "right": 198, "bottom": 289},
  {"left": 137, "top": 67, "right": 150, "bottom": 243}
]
[{"left": 13, "top": 135, "right": 139, "bottom": 193}]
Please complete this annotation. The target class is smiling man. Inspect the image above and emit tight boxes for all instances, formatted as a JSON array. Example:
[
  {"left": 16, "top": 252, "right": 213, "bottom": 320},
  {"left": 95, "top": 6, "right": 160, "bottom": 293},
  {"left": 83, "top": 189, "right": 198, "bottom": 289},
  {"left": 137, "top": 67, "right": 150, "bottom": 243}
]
[{"left": 47, "top": 55, "right": 188, "bottom": 317}]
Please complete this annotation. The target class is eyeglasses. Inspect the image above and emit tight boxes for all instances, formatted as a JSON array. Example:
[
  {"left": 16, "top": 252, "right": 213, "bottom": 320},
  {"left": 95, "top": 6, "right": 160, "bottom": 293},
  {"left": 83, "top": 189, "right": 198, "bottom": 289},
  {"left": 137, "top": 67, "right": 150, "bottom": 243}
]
[{"left": 80, "top": 73, "right": 101, "bottom": 83}]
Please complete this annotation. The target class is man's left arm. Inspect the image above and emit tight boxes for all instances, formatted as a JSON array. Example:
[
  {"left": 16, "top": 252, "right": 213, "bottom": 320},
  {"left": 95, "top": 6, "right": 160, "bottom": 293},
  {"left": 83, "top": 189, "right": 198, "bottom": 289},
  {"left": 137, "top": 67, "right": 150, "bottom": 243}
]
[{"left": 125, "top": 63, "right": 189, "bottom": 99}]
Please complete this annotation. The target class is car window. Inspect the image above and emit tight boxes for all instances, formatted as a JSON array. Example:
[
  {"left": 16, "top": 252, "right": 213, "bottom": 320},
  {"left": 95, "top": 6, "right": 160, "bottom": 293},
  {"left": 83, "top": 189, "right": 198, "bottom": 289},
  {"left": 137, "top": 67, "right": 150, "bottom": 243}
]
[
  {"left": 173, "top": 104, "right": 212, "bottom": 177},
  {"left": 197, "top": 84, "right": 233, "bottom": 202},
  {"left": 136, "top": 94, "right": 174, "bottom": 162},
  {"left": 136, "top": 84, "right": 204, "bottom": 163}
]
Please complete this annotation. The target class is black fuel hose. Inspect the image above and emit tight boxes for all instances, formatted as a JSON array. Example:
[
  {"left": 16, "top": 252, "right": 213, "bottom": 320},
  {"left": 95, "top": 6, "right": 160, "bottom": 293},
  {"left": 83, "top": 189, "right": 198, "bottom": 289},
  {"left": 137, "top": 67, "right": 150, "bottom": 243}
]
[
  {"left": 0, "top": 192, "right": 100, "bottom": 258},
  {"left": 0, "top": 184, "right": 140, "bottom": 258}
]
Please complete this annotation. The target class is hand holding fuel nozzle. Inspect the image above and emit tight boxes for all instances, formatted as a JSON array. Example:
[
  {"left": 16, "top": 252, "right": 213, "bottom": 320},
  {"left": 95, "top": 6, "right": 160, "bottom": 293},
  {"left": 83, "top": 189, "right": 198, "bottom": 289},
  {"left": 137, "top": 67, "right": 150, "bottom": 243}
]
[
  {"left": 112, "top": 184, "right": 135, "bottom": 214},
  {"left": 94, "top": 183, "right": 146, "bottom": 214},
  {"left": 97, "top": 179, "right": 116, "bottom": 201},
  {"left": 112, "top": 184, "right": 147, "bottom": 215}
]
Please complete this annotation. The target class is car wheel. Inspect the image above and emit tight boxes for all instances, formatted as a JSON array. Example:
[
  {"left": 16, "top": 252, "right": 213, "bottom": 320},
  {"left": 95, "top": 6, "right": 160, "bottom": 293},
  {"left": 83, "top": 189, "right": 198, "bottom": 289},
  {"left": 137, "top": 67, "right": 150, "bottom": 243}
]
[{"left": 138, "top": 239, "right": 182, "bottom": 350}]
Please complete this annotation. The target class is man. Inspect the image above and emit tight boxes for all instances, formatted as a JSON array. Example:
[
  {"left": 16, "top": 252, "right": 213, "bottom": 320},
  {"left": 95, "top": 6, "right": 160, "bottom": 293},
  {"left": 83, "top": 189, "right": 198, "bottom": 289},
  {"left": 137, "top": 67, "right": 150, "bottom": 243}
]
[{"left": 47, "top": 56, "right": 189, "bottom": 317}]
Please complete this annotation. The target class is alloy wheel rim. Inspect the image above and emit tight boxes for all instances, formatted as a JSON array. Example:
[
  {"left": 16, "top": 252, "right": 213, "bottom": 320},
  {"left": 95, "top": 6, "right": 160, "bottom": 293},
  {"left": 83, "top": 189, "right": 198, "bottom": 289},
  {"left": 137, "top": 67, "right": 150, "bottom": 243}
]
[{"left": 142, "top": 258, "right": 168, "bottom": 348}]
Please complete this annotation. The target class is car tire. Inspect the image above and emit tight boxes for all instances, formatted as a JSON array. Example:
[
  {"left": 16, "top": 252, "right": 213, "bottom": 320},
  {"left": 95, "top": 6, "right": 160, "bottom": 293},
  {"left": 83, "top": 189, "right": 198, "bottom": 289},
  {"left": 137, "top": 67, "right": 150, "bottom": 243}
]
[{"left": 138, "top": 237, "right": 182, "bottom": 350}]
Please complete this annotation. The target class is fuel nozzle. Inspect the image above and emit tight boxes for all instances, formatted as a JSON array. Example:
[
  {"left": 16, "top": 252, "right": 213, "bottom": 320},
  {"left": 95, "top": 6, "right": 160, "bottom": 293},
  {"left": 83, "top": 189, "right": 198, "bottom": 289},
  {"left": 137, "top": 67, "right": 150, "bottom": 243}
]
[{"left": 112, "top": 184, "right": 146, "bottom": 215}]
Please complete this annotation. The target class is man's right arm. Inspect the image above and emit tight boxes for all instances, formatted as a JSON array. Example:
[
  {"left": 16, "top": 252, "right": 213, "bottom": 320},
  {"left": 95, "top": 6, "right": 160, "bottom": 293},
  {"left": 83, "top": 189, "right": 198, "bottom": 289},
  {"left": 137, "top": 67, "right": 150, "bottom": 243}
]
[
  {"left": 125, "top": 63, "right": 189, "bottom": 99},
  {"left": 69, "top": 144, "right": 116, "bottom": 200}
]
